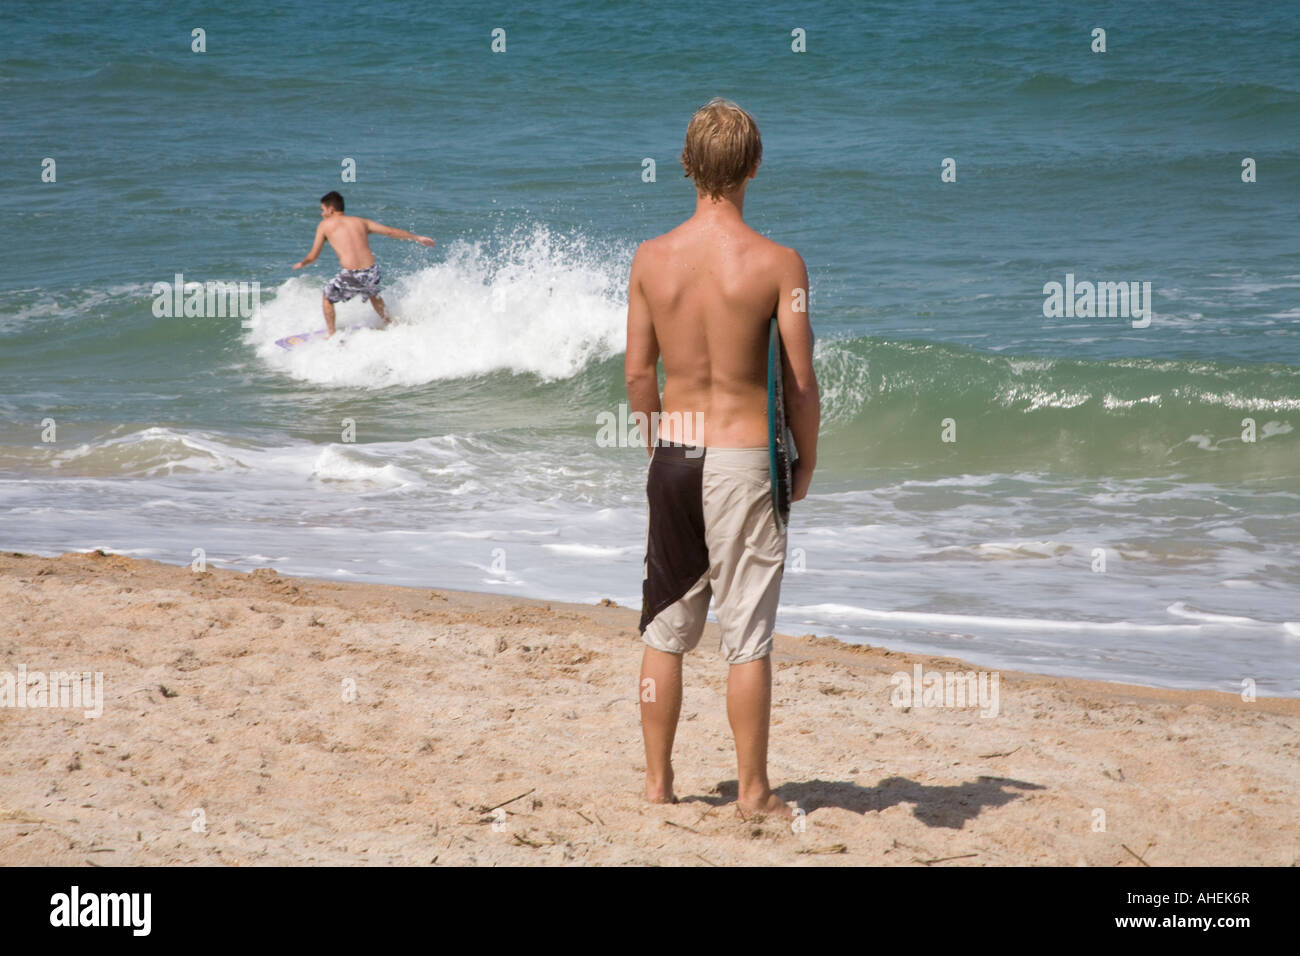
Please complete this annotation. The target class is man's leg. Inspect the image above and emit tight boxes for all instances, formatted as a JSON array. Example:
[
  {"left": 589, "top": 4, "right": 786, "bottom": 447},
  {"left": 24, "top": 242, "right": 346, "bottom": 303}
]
[
  {"left": 639, "top": 646, "right": 683, "bottom": 803},
  {"left": 322, "top": 295, "right": 336, "bottom": 336},
  {"left": 727, "top": 655, "right": 790, "bottom": 817},
  {"left": 699, "top": 447, "right": 791, "bottom": 819},
  {"left": 369, "top": 294, "right": 391, "bottom": 327}
]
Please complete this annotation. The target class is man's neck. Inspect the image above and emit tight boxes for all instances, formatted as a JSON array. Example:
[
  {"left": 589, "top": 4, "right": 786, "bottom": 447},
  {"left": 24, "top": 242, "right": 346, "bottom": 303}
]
[{"left": 692, "top": 188, "right": 746, "bottom": 222}]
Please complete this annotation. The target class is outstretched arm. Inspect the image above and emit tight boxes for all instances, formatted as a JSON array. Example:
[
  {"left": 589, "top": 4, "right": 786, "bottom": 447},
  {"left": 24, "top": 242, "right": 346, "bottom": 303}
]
[
  {"left": 366, "top": 219, "right": 436, "bottom": 247},
  {"left": 293, "top": 223, "right": 326, "bottom": 269},
  {"left": 624, "top": 245, "right": 661, "bottom": 457}
]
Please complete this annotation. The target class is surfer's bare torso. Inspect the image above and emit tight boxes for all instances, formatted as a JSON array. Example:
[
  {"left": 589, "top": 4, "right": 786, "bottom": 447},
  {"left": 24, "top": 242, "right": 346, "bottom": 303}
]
[
  {"left": 316, "top": 214, "right": 379, "bottom": 269},
  {"left": 627, "top": 206, "right": 808, "bottom": 449}
]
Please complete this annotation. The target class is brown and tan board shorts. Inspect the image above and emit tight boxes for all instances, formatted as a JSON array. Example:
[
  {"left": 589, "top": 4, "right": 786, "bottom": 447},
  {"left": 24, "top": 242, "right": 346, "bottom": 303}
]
[{"left": 639, "top": 442, "right": 787, "bottom": 664}]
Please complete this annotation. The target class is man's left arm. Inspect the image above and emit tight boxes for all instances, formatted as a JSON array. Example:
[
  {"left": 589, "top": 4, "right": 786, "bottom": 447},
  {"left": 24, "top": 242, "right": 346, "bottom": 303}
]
[{"left": 366, "top": 219, "right": 436, "bottom": 247}]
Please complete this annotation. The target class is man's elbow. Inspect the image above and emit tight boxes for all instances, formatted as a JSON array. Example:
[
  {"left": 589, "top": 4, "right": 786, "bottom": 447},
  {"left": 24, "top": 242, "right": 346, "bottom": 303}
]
[
  {"left": 624, "top": 367, "right": 657, "bottom": 391},
  {"left": 788, "top": 382, "right": 820, "bottom": 412}
]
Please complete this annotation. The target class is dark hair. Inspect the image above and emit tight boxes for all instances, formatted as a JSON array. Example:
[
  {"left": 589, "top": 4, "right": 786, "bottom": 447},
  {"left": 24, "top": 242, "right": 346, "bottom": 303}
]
[{"left": 320, "top": 191, "right": 344, "bottom": 212}]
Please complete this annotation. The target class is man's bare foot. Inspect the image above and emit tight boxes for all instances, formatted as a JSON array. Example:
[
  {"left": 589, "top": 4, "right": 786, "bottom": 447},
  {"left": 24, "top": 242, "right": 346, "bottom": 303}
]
[
  {"left": 735, "top": 791, "right": 793, "bottom": 821},
  {"left": 645, "top": 771, "right": 677, "bottom": 804}
]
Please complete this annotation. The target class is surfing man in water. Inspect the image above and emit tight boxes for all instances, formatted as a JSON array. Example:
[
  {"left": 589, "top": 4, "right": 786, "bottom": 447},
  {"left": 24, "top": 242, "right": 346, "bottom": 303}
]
[
  {"left": 626, "top": 99, "right": 820, "bottom": 819},
  {"left": 292, "top": 191, "right": 435, "bottom": 337}
]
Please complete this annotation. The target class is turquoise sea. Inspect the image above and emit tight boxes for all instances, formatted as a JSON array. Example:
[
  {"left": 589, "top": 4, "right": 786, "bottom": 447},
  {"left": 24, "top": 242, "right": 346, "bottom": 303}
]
[{"left": 2, "top": 0, "right": 1297, "bottom": 694}]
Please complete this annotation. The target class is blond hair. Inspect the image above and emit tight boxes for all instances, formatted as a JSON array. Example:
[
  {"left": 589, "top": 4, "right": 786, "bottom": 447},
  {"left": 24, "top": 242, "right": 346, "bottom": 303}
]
[{"left": 680, "top": 98, "right": 762, "bottom": 199}]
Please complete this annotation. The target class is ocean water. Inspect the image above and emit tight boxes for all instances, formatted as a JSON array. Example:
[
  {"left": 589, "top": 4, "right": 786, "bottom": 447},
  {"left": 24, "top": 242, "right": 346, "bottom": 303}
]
[{"left": 2, "top": 0, "right": 1297, "bottom": 695}]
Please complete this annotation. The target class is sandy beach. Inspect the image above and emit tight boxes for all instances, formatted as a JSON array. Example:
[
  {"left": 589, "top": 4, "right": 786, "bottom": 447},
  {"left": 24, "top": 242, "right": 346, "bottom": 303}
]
[{"left": 0, "top": 549, "right": 1295, "bottom": 866}]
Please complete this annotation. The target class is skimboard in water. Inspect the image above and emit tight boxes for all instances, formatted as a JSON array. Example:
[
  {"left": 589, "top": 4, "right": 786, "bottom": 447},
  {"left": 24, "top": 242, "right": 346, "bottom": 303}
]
[
  {"left": 274, "top": 320, "right": 384, "bottom": 350},
  {"left": 767, "top": 315, "right": 797, "bottom": 531}
]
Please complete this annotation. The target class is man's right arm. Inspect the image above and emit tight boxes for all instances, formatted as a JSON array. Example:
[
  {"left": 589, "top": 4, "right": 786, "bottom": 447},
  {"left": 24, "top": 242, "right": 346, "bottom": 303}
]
[
  {"left": 293, "top": 223, "right": 326, "bottom": 269},
  {"left": 775, "top": 248, "right": 819, "bottom": 501},
  {"left": 624, "top": 244, "right": 662, "bottom": 457}
]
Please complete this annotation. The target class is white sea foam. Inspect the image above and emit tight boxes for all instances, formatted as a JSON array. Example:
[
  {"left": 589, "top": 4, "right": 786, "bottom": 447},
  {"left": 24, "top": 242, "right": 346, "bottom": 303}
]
[
  {"left": 789, "top": 602, "right": 1235, "bottom": 634},
  {"left": 542, "top": 543, "right": 635, "bottom": 558},
  {"left": 810, "top": 337, "right": 872, "bottom": 426},
  {"left": 1102, "top": 392, "right": 1162, "bottom": 410},
  {"left": 1165, "top": 602, "right": 1261, "bottom": 625},
  {"left": 309, "top": 445, "right": 424, "bottom": 488},
  {"left": 244, "top": 226, "right": 632, "bottom": 388},
  {"left": 970, "top": 540, "right": 1073, "bottom": 558},
  {"left": 999, "top": 384, "right": 1091, "bottom": 411},
  {"left": 51, "top": 427, "right": 252, "bottom": 476}
]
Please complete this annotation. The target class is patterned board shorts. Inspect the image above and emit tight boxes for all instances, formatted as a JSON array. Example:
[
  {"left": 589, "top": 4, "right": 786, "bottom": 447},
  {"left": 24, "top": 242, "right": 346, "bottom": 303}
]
[{"left": 324, "top": 263, "right": 381, "bottom": 303}]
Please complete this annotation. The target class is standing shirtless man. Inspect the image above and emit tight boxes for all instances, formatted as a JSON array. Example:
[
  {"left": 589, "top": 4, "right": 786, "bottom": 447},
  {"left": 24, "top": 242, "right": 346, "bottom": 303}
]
[
  {"left": 626, "top": 99, "right": 820, "bottom": 819},
  {"left": 292, "top": 191, "right": 435, "bottom": 337}
]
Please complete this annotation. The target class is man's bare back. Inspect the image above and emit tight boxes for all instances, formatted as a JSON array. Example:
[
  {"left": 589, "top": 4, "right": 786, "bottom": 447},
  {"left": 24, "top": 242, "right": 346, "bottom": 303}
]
[
  {"left": 626, "top": 179, "right": 818, "bottom": 505},
  {"left": 630, "top": 211, "right": 807, "bottom": 449},
  {"left": 316, "top": 214, "right": 381, "bottom": 270}
]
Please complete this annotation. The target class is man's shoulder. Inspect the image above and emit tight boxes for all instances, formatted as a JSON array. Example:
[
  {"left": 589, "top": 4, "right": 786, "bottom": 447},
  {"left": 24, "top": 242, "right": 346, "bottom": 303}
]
[
  {"left": 630, "top": 232, "right": 675, "bottom": 274},
  {"left": 738, "top": 230, "right": 802, "bottom": 274},
  {"left": 323, "top": 214, "right": 365, "bottom": 229},
  {"left": 634, "top": 228, "right": 677, "bottom": 254},
  {"left": 728, "top": 219, "right": 794, "bottom": 253},
  {"left": 722, "top": 220, "right": 801, "bottom": 263},
  {"left": 635, "top": 220, "right": 711, "bottom": 264}
]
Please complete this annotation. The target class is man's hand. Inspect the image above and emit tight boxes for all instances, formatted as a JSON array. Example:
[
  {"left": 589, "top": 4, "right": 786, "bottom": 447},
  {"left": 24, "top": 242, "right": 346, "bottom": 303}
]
[
  {"left": 415, "top": 236, "right": 436, "bottom": 247},
  {"left": 791, "top": 457, "right": 813, "bottom": 503},
  {"left": 292, "top": 260, "right": 309, "bottom": 270}
]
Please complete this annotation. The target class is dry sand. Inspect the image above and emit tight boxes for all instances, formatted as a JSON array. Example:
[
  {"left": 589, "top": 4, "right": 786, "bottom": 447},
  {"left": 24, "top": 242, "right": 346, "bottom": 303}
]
[{"left": 1, "top": 549, "right": 1295, "bottom": 866}]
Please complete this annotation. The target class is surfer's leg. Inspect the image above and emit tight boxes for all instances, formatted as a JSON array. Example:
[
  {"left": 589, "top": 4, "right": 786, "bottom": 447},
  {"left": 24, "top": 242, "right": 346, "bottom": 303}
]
[
  {"left": 640, "top": 570, "right": 707, "bottom": 805},
  {"left": 322, "top": 270, "right": 353, "bottom": 337},
  {"left": 725, "top": 656, "right": 789, "bottom": 818},
  {"left": 639, "top": 646, "right": 682, "bottom": 803},
  {"left": 321, "top": 295, "right": 336, "bottom": 337},
  {"left": 701, "top": 446, "right": 792, "bottom": 819},
  {"left": 369, "top": 294, "right": 391, "bottom": 327},
  {"left": 638, "top": 442, "right": 710, "bottom": 803}
]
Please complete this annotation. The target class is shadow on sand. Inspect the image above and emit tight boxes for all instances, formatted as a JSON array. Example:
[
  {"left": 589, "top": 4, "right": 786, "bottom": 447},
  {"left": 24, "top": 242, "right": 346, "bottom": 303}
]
[{"left": 687, "top": 775, "right": 1045, "bottom": 829}]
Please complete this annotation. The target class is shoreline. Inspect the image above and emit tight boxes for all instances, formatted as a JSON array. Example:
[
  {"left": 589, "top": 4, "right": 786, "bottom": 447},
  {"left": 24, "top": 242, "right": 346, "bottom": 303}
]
[{"left": 1, "top": 549, "right": 1295, "bottom": 865}]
